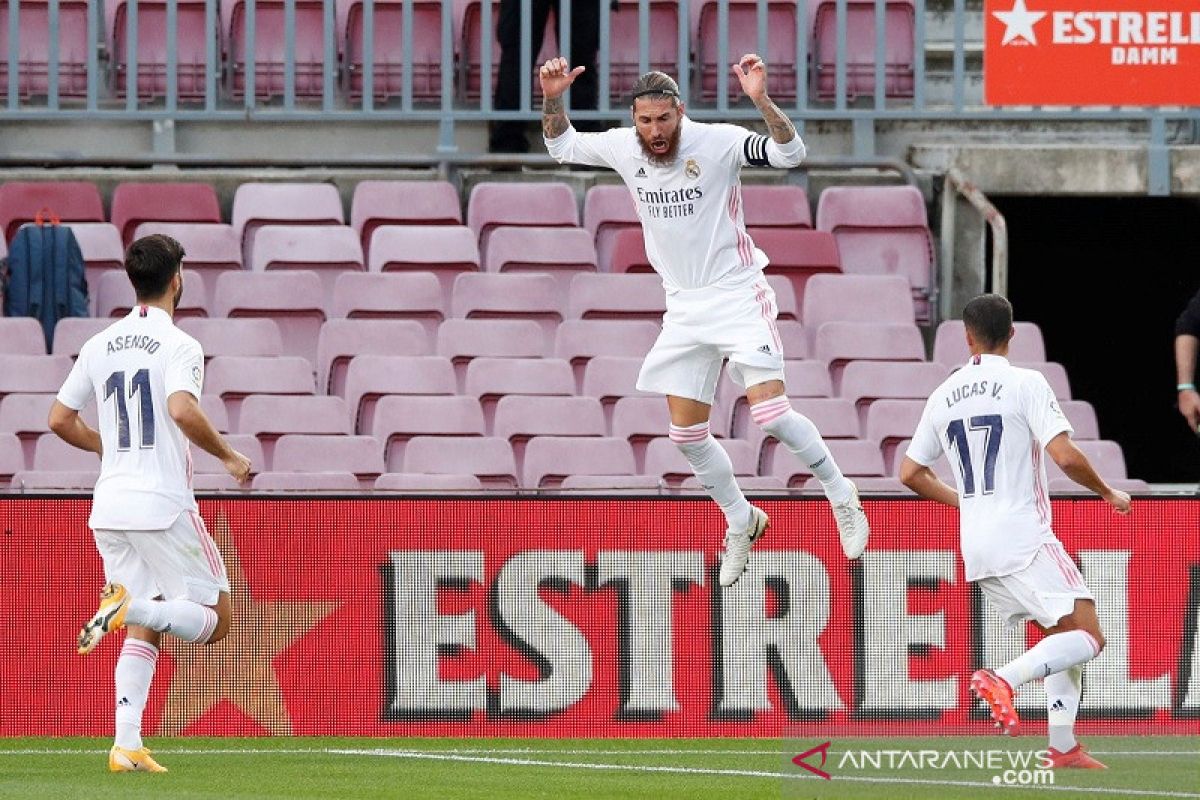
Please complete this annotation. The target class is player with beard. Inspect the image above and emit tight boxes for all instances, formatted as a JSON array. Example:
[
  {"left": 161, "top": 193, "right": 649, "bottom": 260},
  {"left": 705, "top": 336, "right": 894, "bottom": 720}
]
[{"left": 542, "top": 56, "right": 870, "bottom": 585}]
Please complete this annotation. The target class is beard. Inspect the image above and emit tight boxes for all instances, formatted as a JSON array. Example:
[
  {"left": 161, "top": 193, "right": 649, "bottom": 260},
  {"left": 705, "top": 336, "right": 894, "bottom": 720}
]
[{"left": 638, "top": 124, "right": 682, "bottom": 166}]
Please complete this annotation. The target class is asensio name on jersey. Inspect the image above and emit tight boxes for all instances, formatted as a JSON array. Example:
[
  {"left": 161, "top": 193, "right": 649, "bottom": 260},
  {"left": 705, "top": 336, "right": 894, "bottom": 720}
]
[{"left": 546, "top": 116, "right": 804, "bottom": 291}]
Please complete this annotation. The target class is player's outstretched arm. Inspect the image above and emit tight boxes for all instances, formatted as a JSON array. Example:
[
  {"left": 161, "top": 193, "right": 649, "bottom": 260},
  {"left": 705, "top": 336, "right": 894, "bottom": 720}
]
[
  {"left": 732, "top": 54, "right": 797, "bottom": 145},
  {"left": 899, "top": 456, "right": 960, "bottom": 508},
  {"left": 48, "top": 400, "right": 101, "bottom": 456},
  {"left": 167, "top": 391, "right": 251, "bottom": 483},
  {"left": 1044, "top": 433, "right": 1131, "bottom": 513},
  {"left": 1175, "top": 333, "right": 1200, "bottom": 432},
  {"left": 540, "top": 57, "right": 584, "bottom": 140}
]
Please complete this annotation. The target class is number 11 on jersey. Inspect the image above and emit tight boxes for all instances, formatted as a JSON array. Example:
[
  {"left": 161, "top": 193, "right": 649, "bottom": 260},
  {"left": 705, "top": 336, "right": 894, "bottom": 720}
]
[{"left": 104, "top": 369, "right": 155, "bottom": 451}]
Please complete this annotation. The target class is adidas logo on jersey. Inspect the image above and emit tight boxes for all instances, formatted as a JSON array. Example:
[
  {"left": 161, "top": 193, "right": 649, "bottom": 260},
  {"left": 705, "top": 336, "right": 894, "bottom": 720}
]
[{"left": 634, "top": 167, "right": 647, "bottom": 178}]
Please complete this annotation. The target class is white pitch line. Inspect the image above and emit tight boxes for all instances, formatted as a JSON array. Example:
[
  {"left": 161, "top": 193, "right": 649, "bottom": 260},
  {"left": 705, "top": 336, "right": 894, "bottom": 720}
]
[{"left": 331, "top": 748, "right": 1200, "bottom": 799}]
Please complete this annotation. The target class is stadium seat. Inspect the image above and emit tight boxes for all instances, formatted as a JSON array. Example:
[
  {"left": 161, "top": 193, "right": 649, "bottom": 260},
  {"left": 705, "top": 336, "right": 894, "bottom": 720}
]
[
  {"left": 802, "top": 475, "right": 909, "bottom": 495},
  {"left": 33, "top": 432, "right": 99, "bottom": 471},
  {"left": 0, "top": 355, "right": 75, "bottom": 399},
  {"left": 367, "top": 225, "right": 480, "bottom": 300},
  {"left": 62, "top": 223, "right": 124, "bottom": 314},
  {"left": 801, "top": 274, "right": 915, "bottom": 350},
  {"left": 744, "top": 396, "right": 863, "bottom": 468},
  {"left": 606, "top": 0, "right": 681, "bottom": 101},
  {"left": 696, "top": 0, "right": 799, "bottom": 103},
  {"left": 1046, "top": 440, "right": 1129, "bottom": 483},
  {"left": 111, "top": 182, "right": 221, "bottom": 245},
  {"left": 178, "top": 318, "right": 284, "bottom": 360},
  {"left": 226, "top": 0, "right": 330, "bottom": 101},
  {"left": 751, "top": 229, "right": 842, "bottom": 306},
  {"left": 742, "top": 185, "right": 813, "bottom": 228},
  {"left": 582, "top": 185, "right": 639, "bottom": 274},
  {"left": 812, "top": 321, "right": 926, "bottom": 384},
  {"left": 436, "top": 319, "right": 548, "bottom": 371},
  {"left": 560, "top": 474, "right": 665, "bottom": 492},
  {"left": 251, "top": 471, "right": 362, "bottom": 492},
  {"left": 203, "top": 355, "right": 316, "bottom": 428},
  {"left": 839, "top": 361, "right": 948, "bottom": 426},
  {"left": 554, "top": 320, "right": 661, "bottom": 368},
  {"left": 237, "top": 394, "right": 351, "bottom": 438},
  {"left": 330, "top": 272, "right": 445, "bottom": 339},
  {"left": 1060, "top": 400, "right": 1099, "bottom": 440},
  {"left": 249, "top": 224, "right": 365, "bottom": 293},
  {"left": 372, "top": 395, "right": 486, "bottom": 470},
  {"left": 95, "top": 269, "right": 208, "bottom": 319},
  {"left": 680, "top": 475, "right": 787, "bottom": 492},
  {"left": 812, "top": 0, "right": 916, "bottom": 101},
  {"left": 272, "top": 434, "right": 384, "bottom": 485},
  {"left": 718, "top": 360, "right": 837, "bottom": 436},
  {"left": 374, "top": 472, "right": 484, "bottom": 492},
  {"left": 110, "top": 1, "right": 213, "bottom": 103},
  {"left": 131, "top": 222, "right": 243, "bottom": 309},
  {"left": 191, "top": 473, "right": 249, "bottom": 491},
  {"left": 9, "top": 470, "right": 98, "bottom": 490},
  {"left": 342, "top": 354, "right": 456, "bottom": 433},
  {"left": 200, "top": 395, "right": 230, "bottom": 433},
  {"left": 864, "top": 398, "right": 926, "bottom": 473},
  {"left": 317, "top": 318, "right": 429, "bottom": 397},
  {"left": 404, "top": 435, "right": 517, "bottom": 488},
  {"left": 465, "top": 182, "right": 579, "bottom": 256},
  {"left": 767, "top": 438, "right": 885, "bottom": 486},
  {"left": 0, "top": 181, "right": 104, "bottom": 241},
  {"left": 483, "top": 227, "right": 598, "bottom": 283},
  {"left": 230, "top": 182, "right": 345, "bottom": 260},
  {"left": 344, "top": 0, "right": 446, "bottom": 103},
  {"left": 642, "top": 436, "right": 756, "bottom": 486},
  {"left": 464, "top": 356, "right": 575, "bottom": 425},
  {"left": 565, "top": 273, "right": 665, "bottom": 321},
  {"left": 0, "top": 392, "right": 95, "bottom": 464},
  {"left": 815, "top": 185, "right": 934, "bottom": 321},
  {"left": 493, "top": 396, "right": 606, "bottom": 443},
  {"left": 1013, "top": 361, "right": 1073, "bottom": 400},
  {"left": 0, "top": 317, "right": 46, "bottom": 355},
  {"left": 610, "top": 395, "right": 670, "bottom": 470},
  {"left": 933, "top": 320, "right": 1049, "bottom": 367},
  {"left": 0, "top": 0, "right": 90, "bottom": 101},
  {"left": 581, "top": 356, "right": 653, "bottom": 405},
  {"left": 0, "top": 431, "right": 23, "bottom": 485},
  {"left": 522, "top": 436, "right": 636, "bottom": 489},
  {"left": 766, "top": 275, "right": 798, "bottom": 320},
  {"left": 350, "top": 180, "right": 461, "bottom": 255},
  {"left": 212, "top": 270, "right": 326, "bottom": 364},
  {"left": 607, "top": 227, "right": 653, "bottom": 274},
  {"left": 450, "top": 272, "right": 563, "bottom": 334},
  {"left": 190, "top": 433, "right": 263, "bottom": 475}
]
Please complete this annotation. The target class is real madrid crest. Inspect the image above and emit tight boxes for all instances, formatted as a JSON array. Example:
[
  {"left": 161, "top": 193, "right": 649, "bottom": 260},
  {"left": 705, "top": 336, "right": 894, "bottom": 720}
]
[{"left": 685, "top": 158, "right": 701, "bottom": 179}]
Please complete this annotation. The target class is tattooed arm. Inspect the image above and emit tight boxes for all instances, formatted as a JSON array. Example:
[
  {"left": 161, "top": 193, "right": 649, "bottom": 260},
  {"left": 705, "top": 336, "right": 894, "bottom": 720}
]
[
  {"left": 732, "top": 54, "right": 805, "bottom": 167},
  {"left": 540, "top": 57, "right": 582, "bottom": 139},
  {"left": 752, "top": 94, "right": 798, "bottom": 145},
  {"left": 542, "top": 94, "right": 570, "bottom": 139}
]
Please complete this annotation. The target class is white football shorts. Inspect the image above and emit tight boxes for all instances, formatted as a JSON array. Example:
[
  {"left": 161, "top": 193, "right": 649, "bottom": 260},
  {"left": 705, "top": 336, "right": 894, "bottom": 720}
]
[
  {"left": 93, "top": 510, "right": 230, "bottom": 606},
  {"left": 976, "top": 539, "right": 1093, "bottom": 628},
  {"left": 636, "top": 277, "right": 785, "bottom": 404}
]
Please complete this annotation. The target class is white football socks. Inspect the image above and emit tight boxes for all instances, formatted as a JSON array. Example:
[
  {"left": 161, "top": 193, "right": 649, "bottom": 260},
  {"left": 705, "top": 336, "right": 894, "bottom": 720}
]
[
  {"left": 1045, "top": 664, "right": 1082, "bottom": 753},
  {"left": 996, "top": 629, "right": 1100, "bottom": 689},
  {"left": 114, "top": 638, "right": 157, "bottom": 751},
  {"left": 126, "top": 598, "right": 218, "bottom": 643},
  {"left": 750, "top": 398, "right": 855, "bottom": 504},
  {"left": 670, "top": 422, "right": 752, "bottom": 531}
]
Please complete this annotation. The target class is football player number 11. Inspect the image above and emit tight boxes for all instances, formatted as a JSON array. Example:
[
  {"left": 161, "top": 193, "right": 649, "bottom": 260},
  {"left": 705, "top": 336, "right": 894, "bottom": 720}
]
[
  {"left": 104, "top": 369, "right": 155, "bottom": 451},
  {"left": 946, "top": 415, "right": 1004, "bottom": 497}
]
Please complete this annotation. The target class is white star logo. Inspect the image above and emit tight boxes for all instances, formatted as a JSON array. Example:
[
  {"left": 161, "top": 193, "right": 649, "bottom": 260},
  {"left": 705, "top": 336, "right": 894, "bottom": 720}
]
[{"left": 992, "top": 0, "right": 1047, "bottom": 45}]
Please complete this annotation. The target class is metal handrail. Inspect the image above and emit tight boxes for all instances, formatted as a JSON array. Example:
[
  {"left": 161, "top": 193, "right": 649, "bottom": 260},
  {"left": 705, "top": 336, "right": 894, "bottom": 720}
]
[{"left": 944, "top": 166, "right": 1008, "bottom": 297}]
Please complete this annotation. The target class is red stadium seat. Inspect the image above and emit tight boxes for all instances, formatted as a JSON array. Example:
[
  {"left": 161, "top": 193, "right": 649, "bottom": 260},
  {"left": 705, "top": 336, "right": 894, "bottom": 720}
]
[
  {"left": 607, "top": 227, "right": 654, "bottom": 274},
  {"left": 751, "top": 228, "right": 841, "bottom": 305},
  {"left": 581, "top": 356, "right": 654, "bottom": 406},
  {"left": 252, "top": 471, "right": 362, "bottom": 491},
  {"left": 0, "top": 1, "right": 90, "bottom": 100},
  {"left": 111, "top": 182, "right": 221, "bottom": 245},
  {"left": 813, "top": 321, "right": 926, "bottom": 385},
  {"left": 865, "top": 398, "right": 926, "bottom": 473},
  {"left": 330, "top": 272, "right": 445, "bottom": 340},
  {"left": 226, "top": 0, "right": 331, "bottom": 101},
  {"left": 606, "top": 0, "right": 681, "bottom": 102},
  {"left": 33, "top": 432, "right": 99, "bottom": 471},
  {"left": 203, "top": 355, "right": 315, "bottom": 429},
  {"left": 110, "top": 1, "right": 213, "bottom": 103},
  {"left": 696, "top": 0, "right": 799, "bottom": 103},
  {"left": 436, "top": 319, "right": 547, "bottom": 366},
  {"left": 0, "top": 181, "right": 103, "bottom": 241},
  {"left": 464, "top": 356, "right": 576, "bottom": 425},
  {"left": 1060, "top": 400, "right": 1099, "bottom": 440},
  {"left": 457, "top": 0, "right": 555, "bottom": 101},
  {"left": 451, "top": 272, "right": 563, "bottom": 333},
  {"left": 801, "top": 274, "right": 915, "bottom": 351},
  {"left": 10, "top": 469, "right": 98, "bottom": 489},
  {"left": 493, "top": 396, "right": 606, "bottom": 443},
  {"left": 812, "top": 0, "right": 916, "bottom": 101},
  {"left": 367, "top": 225, "right": 480, "bottom": 300},
  {"left": 344, "top": 0, "right": 446, "bottom": 102},
  {"left": 0, "top": 431, "right": 24, "bottom": 485},
  {"left": 49, "top": 318, "right": 109, "bottom": 359},
  {"left": 1013, "top": 361, "right": 1073, "bottom": 400},
  {"left": 767, "top": 438, "right": 885, "bottom": 486},
  {"left": 839, "top": 361, "right": 948, "bottom": 426},
  {"left": 250, "top": 224, "right": 364, "bottom": 294}
]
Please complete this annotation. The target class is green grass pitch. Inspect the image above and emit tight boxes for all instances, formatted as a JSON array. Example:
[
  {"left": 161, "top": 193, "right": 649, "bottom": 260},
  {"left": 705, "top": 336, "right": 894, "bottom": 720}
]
[{"left": 0, "top": 736, "right": 1196, "bottom": 799}]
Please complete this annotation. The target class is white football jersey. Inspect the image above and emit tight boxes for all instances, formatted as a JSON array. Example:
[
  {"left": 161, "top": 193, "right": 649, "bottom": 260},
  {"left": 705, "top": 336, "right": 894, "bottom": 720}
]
[
  {"left": 56, "top": 305, "right": 204, "bottom": 530},
  {"left": 906, "top": 354, "right": 1073, "bottom": 581},
  {"left": 545, "top": 116, "right": 805, "bottom": 291}
]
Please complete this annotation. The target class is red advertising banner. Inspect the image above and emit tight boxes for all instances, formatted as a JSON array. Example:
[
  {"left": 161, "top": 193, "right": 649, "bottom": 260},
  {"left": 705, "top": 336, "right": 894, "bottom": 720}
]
[
  {"left": 1, "top": 497, "right": 1198, "bottom": 737},
  {"left": 984, "top": 0, "right": 1200, "bottom": 105}
]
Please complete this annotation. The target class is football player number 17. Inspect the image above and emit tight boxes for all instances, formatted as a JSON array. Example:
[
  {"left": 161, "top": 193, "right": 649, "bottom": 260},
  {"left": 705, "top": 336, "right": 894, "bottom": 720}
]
[
  {"left": 946, "top": 415, "right": 1003, "bottom": 497},
  {"left": 104, "top": 369, "right": 155, "bottom": 451}
]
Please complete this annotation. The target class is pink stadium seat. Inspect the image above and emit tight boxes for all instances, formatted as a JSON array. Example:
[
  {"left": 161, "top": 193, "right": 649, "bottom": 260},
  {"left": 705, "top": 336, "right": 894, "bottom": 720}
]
[
  {"left": 132, "top": 222, "right": 243, "bottom": 309},
  {"left": 890, "top": 436, "right": 954, "bottom": 482},
  {"left": 251, "top": 471, "right": 362, "bottom": 492},
  {"left": 566, "top": 273, "right": 666, "bottom": 321},
  {"left": 111, "top": 182, "right": 221, "bottom": 245},
  {"left": 0, "top": 317, "right": 46, "bottom": 355},
  {"left": 238, "top": 394, "right": 351, "bottom": 438},
  {"left": 1060, "top": 400, "right": 1099, "bottom": 440},
  {"left": 343, "top": 0, "right": 446, "bottom": 102},
  {"left": 582, "top": 185, "right": 639, "bottom": 273},
  {"left": 436, "top": 319, "right": 547, "bottom": 367},
  {"left": 766, "top": 275, "right": 798, "bottom": 320},
  {"left": 643, "top": 436, "right": 756, "bottom": 486},
  {"left": 812, "top": 322, "right": 925, "bottom": 384},
  {"left": 801, "top": 274, "right": 914, "bottom": 349},
  {"left": 404, "top": 435, "right": 517, "bottom": 488},
  {"left": 464, "top": 356, "right": 575, "bottom": 425},
  {"left": 609, "top": 395, "right": 670, "bottom": 470},
  {"left": 178, "top": 318, "right": 283, "bottom": 360},
  {"left": 212, "top": 270, "right": 326, "bottom": 364},
  {"left": 839, "top": 361, "right": 948, "bottom": 426},
  {"left": 522, "top": 436, "right": 636, "bottom": 489},
  {"left": 317, "top": 318, "right": 429, "bottom": 397},
  {"left": 0, "top": 431, "right": 22, "bottom": 483},
  {"left": 450, "top": 272, "right": 563, "bottom": 334},
  {"left": 784, "top": 359, "right": 835, "bottom": 397},
  {"left": 372, "top": 395, "right": 486, "bottom": 470},
  {"left": 457, "top": 0, "right": 555, "bottom": 101},
  {"left": 608, "top": 227, "right": 653, "bottom": 274},
  {"left": 1046, "top": 440, "right": 1129, "bottom": 483},
  {"left": 342, "top": 355, "right": 456, "bottom": 433},
  {"left": 606, "top": 0, "right": 680, "bottom": 101},
  {"left": 62, "top": 223, "right": 124, "bottom": 313},
  {"left": 680, "top": 475, "right": 787, "bottom": 492},
  {"left": 374, "top": 472, "right": 484, "bottom": 492},
  {"left": 483, "top": 227, "right": 598, "bottom": 281},
  {"left": 190, "top": 433, "right": 263, "bottom": 475},
  {"left": 95, "top": 269, "right": 207, "bottom": 319},
  {"left": 350, "top": 180, "right": 462, "bottom": 254},
  {"left": 0, "top": 355, "right": 74, "bottom": 399},
  {"left": 560, "top": 474, "right": 665, "bottom": 492},
  {"left": 581, "top": 356, "right": 654, "bottom": 405},
  {"left": 466, "top": 182, "right": 579, "bottom": 255},
  {"left": 0, "top": 181, "right": 103, "bottom": 241},
  {"left": 190, "top": 473, "right": 249, "bottom": 491},
  {"left": 203, "top": 355, "right": 315, "bottom": 428},
  {"left": 752, "top": 229, "right": 841, "bottom": 304},
  {"left": 865, "top": 398, "right": 926, "bottom": 473},
  {"left": 774, "top": 320, "right": 808, "bottom": 360},
  {"left": 933, "top": 320, "right": 1048, "bottom": 367},
  {"left": 9, "top": 470, "right": 98, "bottom": 490},
  {"left": 367, "top": 226, "right": 480, "bottom": 300},
  {"left": 110, "top": 1, "right": 212, "bottom": 103},
  {"left": 768, "top": 438, "right": 885, "bottom": 486},
  {"left": 33, "top": 432, "right": 99, "bottom": 471},
  {"left": 330, "top": 272, "right": 444, "bottom": 339},
  {"left": 0, "top": 391, "right": 95, "bottom": 464},
  {"left": 696, "top": 0, "right": 799, "bottom": 103},
  {"left": 250, "top": 224, "right": 364, "bottom": 293},
  {"left": 226, "top": 0, "right": 330, "bottom": 101},
  {"left": 1013, "top": 361, "right": 1073, "bottom": 400},
  {"left": 742, "top": 185, "right": 813, "bottom": 228},
  {"left": 200, "top": 395, "right": 230, "bottom": 433},
  {"left": 272, "top": 434, "right": 384, "bottom": 483},
  {"left": 815, "top": 185, "right": 934, "bottom": 321},
  {"left": 230, "top": 183, "right": 345, "bottom": 260},
  {"left": 493, "top": 396, "right": 606, "bottom": 443},
  {"left": 554, "top": 320, "right": 660, "bottom": 366},
  {"left": 803, "top": 476, "right": 909, "bottom": 494},
  {"left": 812, "top": 0, "right": 916, "bottom": 101},
  {"left": 0, "top": 1, "right": 89, "bottom": 100}
]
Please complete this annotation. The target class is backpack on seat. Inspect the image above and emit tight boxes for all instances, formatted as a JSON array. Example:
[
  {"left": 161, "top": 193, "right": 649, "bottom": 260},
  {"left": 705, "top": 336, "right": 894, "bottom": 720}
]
[{"left": 1, "top": 208, "right": 90, "bottom": 351}]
